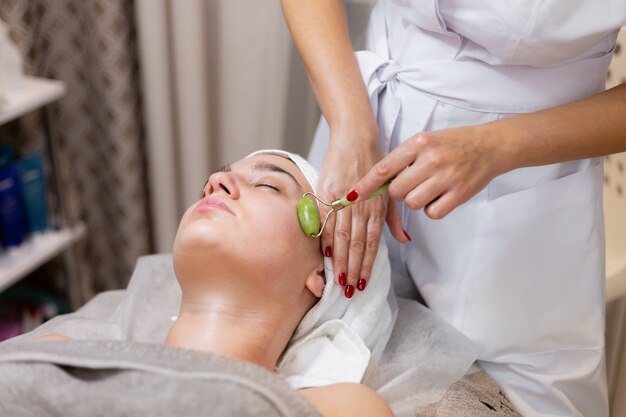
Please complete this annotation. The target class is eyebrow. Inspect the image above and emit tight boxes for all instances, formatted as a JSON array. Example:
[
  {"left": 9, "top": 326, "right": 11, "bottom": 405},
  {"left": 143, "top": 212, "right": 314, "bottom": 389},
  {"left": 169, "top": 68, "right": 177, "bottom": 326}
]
[{"left": 252, "top": 161, "right": 303, "bottom": 192}]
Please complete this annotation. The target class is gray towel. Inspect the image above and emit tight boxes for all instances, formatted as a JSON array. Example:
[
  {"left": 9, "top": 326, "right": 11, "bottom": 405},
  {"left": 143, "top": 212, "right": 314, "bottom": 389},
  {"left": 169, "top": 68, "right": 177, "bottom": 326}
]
[
  {"left": 0, "top": 340, "right": 321, "bottom": 417},
  {"left": 5, "top": 255, "right": 484, "bottom": 416}
]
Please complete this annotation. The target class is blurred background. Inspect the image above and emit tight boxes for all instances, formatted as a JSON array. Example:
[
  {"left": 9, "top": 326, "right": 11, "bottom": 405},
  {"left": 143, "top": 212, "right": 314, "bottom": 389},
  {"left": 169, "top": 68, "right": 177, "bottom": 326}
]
[
  {"left": 0, "top": 0, "right": 376, "bottom": 300},
  {"left": 0, "top": 1, "right": 625, "bottom": 414}
]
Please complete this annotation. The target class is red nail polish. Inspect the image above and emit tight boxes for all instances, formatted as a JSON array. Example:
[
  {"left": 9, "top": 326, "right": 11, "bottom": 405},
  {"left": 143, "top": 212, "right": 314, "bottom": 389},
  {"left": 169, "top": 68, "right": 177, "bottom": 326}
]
[
  {"left": 403, "top": 229, "right": 412, "bottom": 242},
  {"left": 325, "top": 246, "right": 332, "bottom": 258},
  {"left": 346, "top": 189, "right": 359, "bottom": 202},
  {"left": 338, "top": 272, "right": 347, "bottom": 286},
  {"left": 344, "top": 285, "right": 355, "bottom": 298},
  {"left": 357, "top": 278, "right": 367, "bottom": 291}
]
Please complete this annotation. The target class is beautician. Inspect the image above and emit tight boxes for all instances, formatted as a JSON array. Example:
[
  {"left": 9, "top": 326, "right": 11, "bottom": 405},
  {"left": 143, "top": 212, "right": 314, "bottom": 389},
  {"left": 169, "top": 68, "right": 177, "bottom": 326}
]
[{"left": 279, "top": 1, "right": 626, "bottom": 416}]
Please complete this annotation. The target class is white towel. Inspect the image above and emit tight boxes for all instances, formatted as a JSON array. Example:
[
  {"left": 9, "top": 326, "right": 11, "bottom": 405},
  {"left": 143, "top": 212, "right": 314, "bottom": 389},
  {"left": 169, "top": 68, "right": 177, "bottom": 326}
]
[{"left": 247, "top": 150, "right": 394, "bottom": 389}]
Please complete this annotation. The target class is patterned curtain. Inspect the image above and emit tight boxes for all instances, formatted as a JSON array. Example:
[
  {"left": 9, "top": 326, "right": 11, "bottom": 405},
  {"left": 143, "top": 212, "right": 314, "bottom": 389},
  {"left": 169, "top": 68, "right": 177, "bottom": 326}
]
[{"left": 0, "top": 1, "right": 151, "bottom": 303}]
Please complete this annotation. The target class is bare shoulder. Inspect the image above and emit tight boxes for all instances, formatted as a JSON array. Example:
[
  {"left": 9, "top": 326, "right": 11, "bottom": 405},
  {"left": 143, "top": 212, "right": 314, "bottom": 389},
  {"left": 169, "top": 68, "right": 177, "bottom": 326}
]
[
  {"left": 35, "top": 334, "right": 71, "bottom": 342},
  {"left": 299, "top": 382, "right": 393, "bottom": 417}
]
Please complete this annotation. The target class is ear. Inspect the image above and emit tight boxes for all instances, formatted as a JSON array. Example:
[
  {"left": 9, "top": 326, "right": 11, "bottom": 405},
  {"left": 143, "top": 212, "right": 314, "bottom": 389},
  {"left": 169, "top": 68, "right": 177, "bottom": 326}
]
[{"left": 304, "top": 267, "right": 326, "bottom": 299}]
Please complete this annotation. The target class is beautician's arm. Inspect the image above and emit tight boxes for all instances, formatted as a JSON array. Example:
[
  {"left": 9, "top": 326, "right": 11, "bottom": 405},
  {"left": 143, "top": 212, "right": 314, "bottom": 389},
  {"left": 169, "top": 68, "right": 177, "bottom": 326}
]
[
  {"left": 279, "top": 0, "right": 407, "bottom": 294},
  {"left": 352, "top": 83, "right": 626, "bottom": 219}
]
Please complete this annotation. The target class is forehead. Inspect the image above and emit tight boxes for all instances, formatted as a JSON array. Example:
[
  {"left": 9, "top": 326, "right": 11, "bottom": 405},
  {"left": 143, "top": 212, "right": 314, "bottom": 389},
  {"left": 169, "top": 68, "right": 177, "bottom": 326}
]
[{"left": 233, "top": 154, "right": 314, "bottom": 194}]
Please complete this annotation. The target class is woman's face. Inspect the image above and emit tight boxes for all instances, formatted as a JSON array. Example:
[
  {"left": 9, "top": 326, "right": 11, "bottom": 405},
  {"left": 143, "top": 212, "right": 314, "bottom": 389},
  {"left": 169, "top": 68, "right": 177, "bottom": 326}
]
[{"left": 173, "top": 154, "right": 323, "bottom": 300}]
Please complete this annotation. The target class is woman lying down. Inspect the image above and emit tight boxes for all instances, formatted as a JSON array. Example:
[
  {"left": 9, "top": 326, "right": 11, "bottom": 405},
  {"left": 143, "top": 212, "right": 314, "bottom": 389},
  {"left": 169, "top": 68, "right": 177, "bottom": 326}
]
[{"left": 0, "top": 150, "right": 399, "bottom": 417}]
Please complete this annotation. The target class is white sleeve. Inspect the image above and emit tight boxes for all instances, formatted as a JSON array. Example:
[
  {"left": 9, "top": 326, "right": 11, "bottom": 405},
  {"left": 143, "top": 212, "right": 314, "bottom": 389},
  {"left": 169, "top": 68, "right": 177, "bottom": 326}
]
[{"left": 438, "top": 0, "right": 626, "bottom": 66}]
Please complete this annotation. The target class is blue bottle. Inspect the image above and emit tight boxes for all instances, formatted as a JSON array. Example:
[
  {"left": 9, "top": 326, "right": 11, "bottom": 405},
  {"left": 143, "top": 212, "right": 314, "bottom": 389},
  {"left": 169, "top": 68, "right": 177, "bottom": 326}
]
[
  {"left": 0, "top": 144, "right": 15, "bottom": 170},
  {"left": 0, "top": 164, "right": 26, "bottom": 247},
  {"left": 18, "top": 152, "right": 48, "bottom": 233}
]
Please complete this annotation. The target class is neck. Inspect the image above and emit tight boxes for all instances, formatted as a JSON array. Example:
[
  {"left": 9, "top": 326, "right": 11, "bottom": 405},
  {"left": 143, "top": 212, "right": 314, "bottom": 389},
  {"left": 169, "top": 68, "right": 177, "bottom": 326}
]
[{"left": 164, "top": 298, "right": 294, "bottom": 371}]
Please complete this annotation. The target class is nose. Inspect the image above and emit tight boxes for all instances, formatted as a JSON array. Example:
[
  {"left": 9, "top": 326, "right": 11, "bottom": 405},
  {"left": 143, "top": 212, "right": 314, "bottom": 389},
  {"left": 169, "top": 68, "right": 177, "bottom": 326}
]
[{"left": 207, "top": 171, "right": 240, "bottom": 199}]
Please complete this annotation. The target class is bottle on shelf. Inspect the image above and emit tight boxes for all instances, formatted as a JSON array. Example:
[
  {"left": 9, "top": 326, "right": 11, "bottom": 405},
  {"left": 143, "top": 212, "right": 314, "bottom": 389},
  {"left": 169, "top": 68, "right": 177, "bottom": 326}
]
[{"left": 0, "top": 162, "right": 26, "bottom": 248}]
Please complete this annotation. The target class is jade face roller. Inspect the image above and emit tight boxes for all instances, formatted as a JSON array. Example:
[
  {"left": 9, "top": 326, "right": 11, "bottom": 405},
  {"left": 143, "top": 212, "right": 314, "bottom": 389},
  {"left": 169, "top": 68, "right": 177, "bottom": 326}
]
[{"left": 297, "top": 182, "right": 391, "bottom": 238}]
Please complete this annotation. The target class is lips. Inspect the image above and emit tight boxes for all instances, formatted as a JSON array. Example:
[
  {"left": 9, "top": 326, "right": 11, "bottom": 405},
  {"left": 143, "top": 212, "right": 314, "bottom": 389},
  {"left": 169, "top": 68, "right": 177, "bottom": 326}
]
[{"left": 194, "top": 196, "right": 234, "bottom": 215}]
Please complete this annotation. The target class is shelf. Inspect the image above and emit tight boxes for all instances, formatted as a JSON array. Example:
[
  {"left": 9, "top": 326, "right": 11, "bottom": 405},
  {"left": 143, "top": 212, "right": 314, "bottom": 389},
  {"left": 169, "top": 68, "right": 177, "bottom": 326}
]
[
  {"left": 0, "top": 76, "right": 66, "bottom": 126},
  {"left": 0, "top": 223, "right": 86, "bottom": 292}
]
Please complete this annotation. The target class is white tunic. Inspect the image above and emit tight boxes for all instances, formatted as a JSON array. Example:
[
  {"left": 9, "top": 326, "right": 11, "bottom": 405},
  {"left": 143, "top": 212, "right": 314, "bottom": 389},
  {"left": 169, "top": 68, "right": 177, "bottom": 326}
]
[{"left": 308, "top": 1, "right": 626, "bottom": 416}]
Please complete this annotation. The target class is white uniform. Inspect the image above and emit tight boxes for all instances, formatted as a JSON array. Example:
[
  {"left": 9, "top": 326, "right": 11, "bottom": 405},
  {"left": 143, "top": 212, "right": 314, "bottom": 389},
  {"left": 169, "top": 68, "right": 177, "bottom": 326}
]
[{"left": 308, "top": 1, "right": 626, "bottom": 416}]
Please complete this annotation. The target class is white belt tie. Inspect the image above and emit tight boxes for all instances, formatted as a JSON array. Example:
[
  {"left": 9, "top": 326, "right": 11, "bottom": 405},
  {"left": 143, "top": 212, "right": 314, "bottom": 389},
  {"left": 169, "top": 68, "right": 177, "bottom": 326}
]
[
  {"left": 355, "top": 51, "right": 437, "bottom": 152},
  {"left": 376, "top": 61, "right": 401, "bottom": 84}
]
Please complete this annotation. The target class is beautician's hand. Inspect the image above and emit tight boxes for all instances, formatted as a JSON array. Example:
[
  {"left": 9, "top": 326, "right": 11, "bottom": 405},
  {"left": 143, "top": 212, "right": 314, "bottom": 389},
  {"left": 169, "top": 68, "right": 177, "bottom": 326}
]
[
  {"left": 319, "top": 126, "right": 407, "bottom": 297},
  {"left": 352, "top": 82, "right": 626, "bottom": 216},
  {"left": 349, "top": 125, "right": 506, "bottom": 219},
  {"left": 280, "top": 0, "right": 410, "bottom": 296}
]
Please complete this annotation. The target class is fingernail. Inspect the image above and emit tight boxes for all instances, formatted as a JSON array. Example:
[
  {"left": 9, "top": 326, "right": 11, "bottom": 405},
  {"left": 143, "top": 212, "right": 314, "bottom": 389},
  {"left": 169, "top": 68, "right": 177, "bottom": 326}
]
[
  {"left": 357, "top": 278, "right": 367, "bottom": 291},
  {"left": 346, "top": 189, "right": 359, "bottom": 202},
  {"left": 344, "top": 285, "right": 355, "bottom": 298},
  {"left": 325, "top": 246, "right": 332, "bottom": 258},
  {"left": 403, "top": 229, "right": 412, "bottom": 242},
  {"left": 338, "top": 272, "right": 347, "bottom": 286}
]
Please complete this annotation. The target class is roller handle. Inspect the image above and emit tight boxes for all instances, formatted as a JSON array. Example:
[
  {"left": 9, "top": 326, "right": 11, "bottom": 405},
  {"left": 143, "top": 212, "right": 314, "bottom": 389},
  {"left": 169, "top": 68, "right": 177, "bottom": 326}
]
[{"left": 331, "top": 181, "right": 391, "bottom": 210}]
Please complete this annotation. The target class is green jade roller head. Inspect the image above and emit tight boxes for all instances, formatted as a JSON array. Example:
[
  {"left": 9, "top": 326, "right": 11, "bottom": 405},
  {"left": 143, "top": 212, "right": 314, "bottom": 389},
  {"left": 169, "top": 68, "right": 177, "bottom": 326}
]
[{"left": 297, "top": 182, "right": 391, "bottom": 238}]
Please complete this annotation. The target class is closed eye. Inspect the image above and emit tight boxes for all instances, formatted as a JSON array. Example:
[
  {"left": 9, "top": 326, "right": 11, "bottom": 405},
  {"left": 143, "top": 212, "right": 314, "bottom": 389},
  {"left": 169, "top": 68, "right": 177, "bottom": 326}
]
[{"left": 256, "top": 183, "right": 280, "bottom": 191}]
